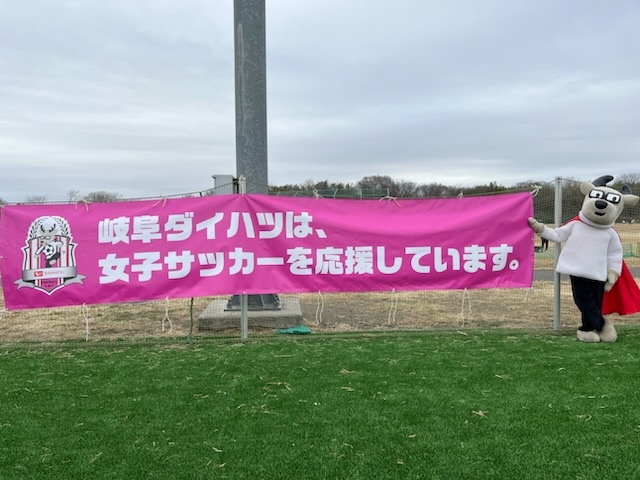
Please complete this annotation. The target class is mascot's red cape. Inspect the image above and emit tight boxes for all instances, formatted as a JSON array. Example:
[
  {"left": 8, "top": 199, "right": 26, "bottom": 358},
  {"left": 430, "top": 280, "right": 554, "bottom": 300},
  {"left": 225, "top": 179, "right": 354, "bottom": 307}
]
[
  {"left": 603, "top": 262, "right": 640, "bottom": 315},
  {"left": 567, "top": 216, "right": 640, "bottom": 315}
]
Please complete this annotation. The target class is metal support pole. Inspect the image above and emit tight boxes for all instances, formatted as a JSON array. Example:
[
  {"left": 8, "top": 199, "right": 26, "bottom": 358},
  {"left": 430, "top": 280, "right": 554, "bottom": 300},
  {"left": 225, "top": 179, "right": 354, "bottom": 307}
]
[
  {"left": 240, "top": 294, "right": 249, "bottom": 340},
  {"left": 553, "top": 177, "right": 563, "bottom": 330},
  {"left": 233, "top": 1, "right": 275, "bottom": 340},
  {"left": 234, "top": 0, "right": 268, "bottom": 195}
]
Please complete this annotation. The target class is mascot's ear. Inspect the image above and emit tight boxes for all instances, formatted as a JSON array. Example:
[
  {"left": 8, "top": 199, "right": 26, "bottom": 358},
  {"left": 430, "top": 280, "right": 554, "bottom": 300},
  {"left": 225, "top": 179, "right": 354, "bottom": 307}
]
[
  {"left": 580, "top": 181, "right": 594, "bottom": 195},
  {"left": 592, "top": 175, "right": 614, "bottom": 187},
  {"left": 622, "top": 185, "right": 640, "bottom": 207}
]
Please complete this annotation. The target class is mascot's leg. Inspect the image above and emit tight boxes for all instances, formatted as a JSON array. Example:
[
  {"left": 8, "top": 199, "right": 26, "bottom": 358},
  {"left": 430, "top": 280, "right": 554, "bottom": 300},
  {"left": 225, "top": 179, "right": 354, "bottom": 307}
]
[
  {"left": 599, "top": 318, "right": 617, "bottom": 343},
  {"left": 576, "top": 330, "right": 600, "bottom": 342},
  {"left": 570, "top": 276, "right": 605, "bottom": 342}
]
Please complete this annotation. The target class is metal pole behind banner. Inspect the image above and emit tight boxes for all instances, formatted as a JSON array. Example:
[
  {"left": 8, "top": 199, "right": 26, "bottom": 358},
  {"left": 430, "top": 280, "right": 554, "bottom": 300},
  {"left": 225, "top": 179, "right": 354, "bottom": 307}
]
[
  {"left": 240, "top": 294, "right": 249, "bottom": 340},
  {"left": 233, "top": 0, "right": 280, "bottom": 340},
  {"left": 234, "top": 0, "right": 268, "bottom": 195},
  {"left": 553, "top": 177, "right": 563, "bottom": 330}
]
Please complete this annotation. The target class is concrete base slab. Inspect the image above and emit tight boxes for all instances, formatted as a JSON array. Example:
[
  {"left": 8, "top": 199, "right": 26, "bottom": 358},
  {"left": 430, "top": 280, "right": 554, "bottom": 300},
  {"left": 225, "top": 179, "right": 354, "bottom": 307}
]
[{"left": 198, "top": 296, "right": 303, "bottom": 331}]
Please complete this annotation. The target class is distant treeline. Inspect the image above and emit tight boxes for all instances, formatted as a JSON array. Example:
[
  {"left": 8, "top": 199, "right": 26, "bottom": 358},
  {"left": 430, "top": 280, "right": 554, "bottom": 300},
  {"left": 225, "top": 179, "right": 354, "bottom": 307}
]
[
  {"left": 4, "top": 174, "right": 640, "bottom": 223},
  {"left": 270, "top": 173, "right": 640, "bottom": 224},
  {"left": 269, "top": 175, "right": 512, "bottom": 198}
]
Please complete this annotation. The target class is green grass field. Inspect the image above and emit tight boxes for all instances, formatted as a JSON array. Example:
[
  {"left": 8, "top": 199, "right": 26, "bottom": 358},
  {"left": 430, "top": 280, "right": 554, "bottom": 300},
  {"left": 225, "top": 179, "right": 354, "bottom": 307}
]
[{"left": 2, "top": 330, "right": 640, "bottom": 479}]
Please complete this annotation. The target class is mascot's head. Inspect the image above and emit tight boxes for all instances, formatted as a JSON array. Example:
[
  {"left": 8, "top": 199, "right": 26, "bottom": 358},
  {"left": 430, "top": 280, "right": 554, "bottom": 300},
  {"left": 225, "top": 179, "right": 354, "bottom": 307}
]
[
  {"left": 580, "top": 175, "right": 639, "bottom": 226},
  {"left": 38, "top": 217, "right": 60, "bottom": 240}
]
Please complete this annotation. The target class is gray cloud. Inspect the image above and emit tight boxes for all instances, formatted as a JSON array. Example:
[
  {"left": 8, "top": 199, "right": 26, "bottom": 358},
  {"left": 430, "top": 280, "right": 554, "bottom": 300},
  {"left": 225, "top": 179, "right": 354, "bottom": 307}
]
[{"left": 1, "top": 0, "right": 639, "bottom": 202}]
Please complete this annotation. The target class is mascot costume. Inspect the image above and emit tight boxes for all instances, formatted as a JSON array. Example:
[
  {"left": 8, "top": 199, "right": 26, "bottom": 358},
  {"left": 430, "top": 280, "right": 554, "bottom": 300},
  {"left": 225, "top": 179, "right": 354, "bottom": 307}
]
[{"left": 529, "top": 175, "right": 640, "bottom": 343}]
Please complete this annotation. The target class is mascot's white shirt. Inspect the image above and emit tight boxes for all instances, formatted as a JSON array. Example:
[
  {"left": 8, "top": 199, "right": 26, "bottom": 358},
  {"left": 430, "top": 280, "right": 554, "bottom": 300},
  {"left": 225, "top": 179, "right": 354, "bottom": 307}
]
[{"left": 539, "top": 211, "right": 623, "bottom": 282}]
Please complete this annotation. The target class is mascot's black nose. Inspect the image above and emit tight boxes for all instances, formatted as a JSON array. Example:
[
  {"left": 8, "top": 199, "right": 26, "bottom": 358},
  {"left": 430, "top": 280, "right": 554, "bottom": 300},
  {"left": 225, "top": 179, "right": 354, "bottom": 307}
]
[{"left": 595, "top": 200, "right": 608, "bottom": 209}]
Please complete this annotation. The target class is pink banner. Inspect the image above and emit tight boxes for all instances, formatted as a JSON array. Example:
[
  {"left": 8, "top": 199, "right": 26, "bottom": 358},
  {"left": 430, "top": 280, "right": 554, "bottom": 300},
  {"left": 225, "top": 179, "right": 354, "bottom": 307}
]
[{"left": 0, "top": 193, "right": 534, "bottom": 310}]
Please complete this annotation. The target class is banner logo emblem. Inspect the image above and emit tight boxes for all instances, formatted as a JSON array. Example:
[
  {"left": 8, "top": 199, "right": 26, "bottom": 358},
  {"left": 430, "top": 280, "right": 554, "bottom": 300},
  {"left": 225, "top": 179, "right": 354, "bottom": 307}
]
[{"left": 15, "top": 216, "right": 85, "bottom": 295}]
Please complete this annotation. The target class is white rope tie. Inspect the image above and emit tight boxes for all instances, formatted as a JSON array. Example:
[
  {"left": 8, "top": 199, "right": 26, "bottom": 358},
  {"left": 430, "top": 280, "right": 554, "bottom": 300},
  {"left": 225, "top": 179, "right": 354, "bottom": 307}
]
[
  {"left": 75, "top": 199, "right": 90, "bottom": 211},
  {"left": 315, "top": 291, "right": 324, "bottom": 325},
  {"left": 162, "top": 297, "right": 173, "bottom": 333},
  {"left": 531, "top": 185, "right": 542, "bottom": 197},
  {"left": 153, "top": 196, "right": 168, "bottom": 208},
  {"left": 523, "top": 287, "right": 536, "bottom": 302},
  {"left": 379, "top": 195, "right": 401, "bottom": 207},
  {"left": 313, "top": 189, "right": 323, "bottom": 199},
  {"left": 460, "top": 289, "right": 472, "bottom": 327},
  {"left": 388, "top": 289, "right": 399, "bottom": 325},
  {"left": 81, "top": 304, "right": 90, "bottom": 341}
]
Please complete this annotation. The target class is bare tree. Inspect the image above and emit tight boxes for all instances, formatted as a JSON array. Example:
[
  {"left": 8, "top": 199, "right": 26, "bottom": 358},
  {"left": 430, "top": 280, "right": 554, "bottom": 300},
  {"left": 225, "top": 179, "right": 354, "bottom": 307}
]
[
  {"left": 24, "top": 195, "right": 48, "bottom": 204},
  {"left": 617, "top": 173, "right": 640, "bottom": 184},
  {"left": 416, "top": 183, "right": 453, "bottom": 198},
  {"left": 302, "top": 179, "right": 317, "bottom": 190},
  {"left": 83, "top": 191, "right": 123, "bottom": 203},
  {"left": 66, "top": 189, "right": 82, "bottom": 203},
  {"left": 395, "top": 180, "right": 419, "bottom": 197},
  {"left": 357, "top": 175, "right": 397, "bottom": 196}
]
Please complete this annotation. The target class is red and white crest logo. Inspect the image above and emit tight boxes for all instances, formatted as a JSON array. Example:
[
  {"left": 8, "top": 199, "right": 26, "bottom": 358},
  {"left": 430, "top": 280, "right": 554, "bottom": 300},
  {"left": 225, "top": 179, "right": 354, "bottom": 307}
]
[{"left": 16, "top": 216, "right": 85, "bottom": 295}]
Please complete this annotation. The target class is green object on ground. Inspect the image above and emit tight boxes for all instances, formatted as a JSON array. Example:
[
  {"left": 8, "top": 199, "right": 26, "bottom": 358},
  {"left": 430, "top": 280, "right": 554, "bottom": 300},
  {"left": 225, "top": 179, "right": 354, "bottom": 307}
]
[{"left": 276, "top": 325, "right": 311, "bottom": 335}]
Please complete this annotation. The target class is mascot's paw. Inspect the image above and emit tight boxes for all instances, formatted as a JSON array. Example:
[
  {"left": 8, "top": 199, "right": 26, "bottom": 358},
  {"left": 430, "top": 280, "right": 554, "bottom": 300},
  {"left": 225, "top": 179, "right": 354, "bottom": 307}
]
[
  {"left": 576, "top": 330, "right": 601, "bottom": 343},
  {"left": 604, "top": 270, "right": 619, "bottom": 292},
  {"left": 599, "top": 319, "right": 617, "bottom": 343},
  {"left": 528, "top": 217, "right": 545, "bottom": 234}
]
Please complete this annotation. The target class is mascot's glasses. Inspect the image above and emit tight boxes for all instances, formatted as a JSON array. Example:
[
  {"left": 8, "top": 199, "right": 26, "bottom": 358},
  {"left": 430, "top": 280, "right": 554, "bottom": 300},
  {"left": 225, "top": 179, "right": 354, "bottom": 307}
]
[{"left": 589, "top": 189, "right": 621, "bottom": 204}]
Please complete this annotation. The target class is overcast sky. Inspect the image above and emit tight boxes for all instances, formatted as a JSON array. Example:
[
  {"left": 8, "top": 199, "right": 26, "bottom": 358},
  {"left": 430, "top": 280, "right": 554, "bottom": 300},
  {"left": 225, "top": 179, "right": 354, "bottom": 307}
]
[{"left": 1, "top": 0, "right": 639, "bottom": 202}]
